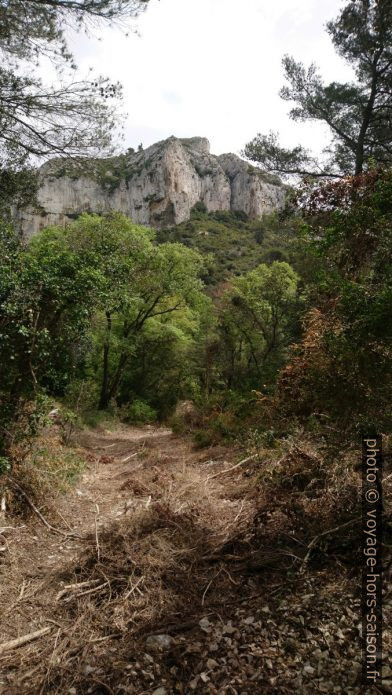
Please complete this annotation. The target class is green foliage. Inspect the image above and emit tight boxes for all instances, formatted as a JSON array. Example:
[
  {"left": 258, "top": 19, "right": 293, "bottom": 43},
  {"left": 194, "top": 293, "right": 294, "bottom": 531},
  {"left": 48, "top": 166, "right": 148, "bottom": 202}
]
[
  {"left": 0, "top": 168, "right": 38, "bottom": 219},
  {"left": 80, "top": 410, "right": 119, "bottom": 430},
  {"left": 31, "top": 442, "right": 85, "bottom": 492},
  {"left": 19, "top": 212, "right": 206, "bottom": 416},
  {"left": 0, "top": 211, "right": 211, "bottom": 456},
  {"left": 0, "top": 217, "right": 104, "bottom": 455},
  {"left": 63, "top": 379, "right": 100, "bottom": 415},
  {"left": 188, "top": 390, "right": 283, "bottom": 448},
  {"left": 58, "top": 407, "right": 78, "bottom": 446},
  {"left": 48, "top": 152, "right": 142, "bottom": 194},
  {"left": 157, "top": 207, "right": 294, "bottom": 285},
  {"left": 63, "top": 213, "right": 207, "bottom": 410},
  {"left": 246, "top": 427, "right": 278, "bottom": 451},
  {"left": 0, "top": 456, "right": 11, "bottom": 473},
  {"left": 209, "top": 261, "right": 301, "bottom": 392},
  {"left": 125, "top": 399, "right": 157, "bottom": 424},
  {"left": 193, "top": 429, "right": 215, "bottom": 449},
  {"left": 280, "top": 170, "right": 392, "bottom": 440},
  {"left": 245, "top": 0, "right": 392, "bottom": 177},
  {"left": 244, "top": 131, "right": 317, "bottom": 179},
  {"left": 117, "top": 301, "right": 209, "bottom": 418},
  {"left": 2, "top": 165, "right": 388, "bottom": 464}
]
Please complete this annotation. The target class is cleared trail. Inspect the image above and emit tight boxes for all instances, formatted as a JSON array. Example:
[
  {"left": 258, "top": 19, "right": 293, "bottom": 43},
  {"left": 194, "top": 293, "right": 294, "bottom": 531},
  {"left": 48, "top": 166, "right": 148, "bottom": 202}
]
[
  {"left": 0, "top": 424, "right": 238, "bottom": 599},
  {"left": 0, "top": 425, "right": 380, "bottom": 695}
]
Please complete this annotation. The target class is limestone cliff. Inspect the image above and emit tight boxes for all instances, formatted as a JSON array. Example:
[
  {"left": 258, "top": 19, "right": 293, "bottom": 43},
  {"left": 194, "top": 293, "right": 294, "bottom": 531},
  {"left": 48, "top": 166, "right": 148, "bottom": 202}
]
[{"left": 17, "top": 136, "right": 286, "bottom": 237}]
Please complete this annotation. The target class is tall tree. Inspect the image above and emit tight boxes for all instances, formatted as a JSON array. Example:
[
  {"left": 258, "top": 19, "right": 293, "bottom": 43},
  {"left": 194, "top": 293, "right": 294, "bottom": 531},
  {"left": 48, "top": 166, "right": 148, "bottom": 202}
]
[
  {"left": 43, "top": 213, "right": 205, "bottom": 410},
  {"left": 0, "top": 217, "right": 105, "bottom": 456},
  {"left": 245, "top": 0, "right": 392, "bottom": 178},
  {"left": 279, "top": 169, "right": 392, "bottom": 439},
  {"left": 0, "top": 0, "right": 149, "bottom": 170},
  {"left": 213, "top": 262, "right": 300, "bottom": 391},
  {"left": 95, "top": 239, "right": 205, "bottom": 410}
]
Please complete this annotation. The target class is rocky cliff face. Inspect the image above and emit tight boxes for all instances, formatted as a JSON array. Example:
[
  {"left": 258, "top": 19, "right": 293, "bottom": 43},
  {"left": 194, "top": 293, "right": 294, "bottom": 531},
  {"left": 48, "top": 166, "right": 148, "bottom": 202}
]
[{"left": 18, "top": 136, "right": 286, "bottom": 237}]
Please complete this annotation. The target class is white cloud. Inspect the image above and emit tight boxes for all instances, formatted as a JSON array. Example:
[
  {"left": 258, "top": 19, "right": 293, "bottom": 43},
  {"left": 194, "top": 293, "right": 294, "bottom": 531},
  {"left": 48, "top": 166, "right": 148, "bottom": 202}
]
[{"left": 66, "top": 0, "right": 354, "bottom": 157}]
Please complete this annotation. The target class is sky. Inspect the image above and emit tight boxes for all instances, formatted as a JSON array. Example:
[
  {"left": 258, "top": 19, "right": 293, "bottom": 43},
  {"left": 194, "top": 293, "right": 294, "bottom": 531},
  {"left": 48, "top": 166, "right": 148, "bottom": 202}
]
[{"left": 67, "top": 0, "right": 354, "bottom": 158}]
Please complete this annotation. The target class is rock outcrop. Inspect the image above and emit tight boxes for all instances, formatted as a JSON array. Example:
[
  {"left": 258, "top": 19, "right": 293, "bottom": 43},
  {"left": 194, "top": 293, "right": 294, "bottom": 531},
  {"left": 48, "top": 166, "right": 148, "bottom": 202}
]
[{"left": 17, "top": 136, "right": 286, "bottom": 237}]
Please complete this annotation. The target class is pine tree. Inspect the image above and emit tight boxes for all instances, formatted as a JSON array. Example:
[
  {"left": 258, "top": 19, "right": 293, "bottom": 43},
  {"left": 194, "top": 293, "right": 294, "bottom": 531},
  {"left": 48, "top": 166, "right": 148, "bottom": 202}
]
[
  {"left": 245, "top": 0, "right": 392, "bottom": 178},
  {"left": 0, "top": 1, "right": 149, "bottom": 168}
]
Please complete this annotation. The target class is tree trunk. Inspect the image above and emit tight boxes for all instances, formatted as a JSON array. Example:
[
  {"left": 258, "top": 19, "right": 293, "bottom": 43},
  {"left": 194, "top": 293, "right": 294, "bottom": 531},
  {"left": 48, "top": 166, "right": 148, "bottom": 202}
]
[
  {"left": 106, "top": 352, "right": 129, "bottom": 404},
  {"left": 354, "top": 55, "right": 380, "bottom": 175},
  {"left": 98, "top": 312, "right": 112, "bottom": 410}
]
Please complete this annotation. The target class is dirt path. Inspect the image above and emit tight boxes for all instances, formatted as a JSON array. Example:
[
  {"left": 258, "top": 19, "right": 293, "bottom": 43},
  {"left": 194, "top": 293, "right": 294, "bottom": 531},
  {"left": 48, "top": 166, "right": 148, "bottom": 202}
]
[
  {"left": 0, "top": 424, "right": 232, "bottom": 600},
  {"left": 0, "top": 424, "right": 250, "bottom": 694},
  {"left": 0, "top": 425, "right": 386, "bottom": 695}
]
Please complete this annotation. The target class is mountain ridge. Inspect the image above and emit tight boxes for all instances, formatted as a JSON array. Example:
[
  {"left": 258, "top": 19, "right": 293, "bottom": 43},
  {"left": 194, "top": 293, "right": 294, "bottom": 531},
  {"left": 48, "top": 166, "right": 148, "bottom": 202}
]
[{"left": 17, "top": 136, "right": 286, "bottom": 237}]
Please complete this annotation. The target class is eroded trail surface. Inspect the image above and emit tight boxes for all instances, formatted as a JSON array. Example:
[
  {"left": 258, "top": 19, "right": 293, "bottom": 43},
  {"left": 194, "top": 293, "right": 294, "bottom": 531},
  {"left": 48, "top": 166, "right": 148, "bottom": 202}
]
[
  {"left": 0, "top": 425, "right": 382, "bottom": 695},
  {"left": 1, "top": 426, "right": 183, "bottom": 580}
]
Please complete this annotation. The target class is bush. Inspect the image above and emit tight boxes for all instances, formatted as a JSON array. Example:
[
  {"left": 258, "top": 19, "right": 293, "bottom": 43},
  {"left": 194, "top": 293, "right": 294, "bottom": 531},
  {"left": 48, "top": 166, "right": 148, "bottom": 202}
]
[
  {"left": 193, "top": 428, "right": 215, "bottom": 448},
  {"left": 279, "top": 170, "right": 392, "bottom": 442},
  {"left": 81, "top": 410, "right": 120, "bottom": 430},
  {"left": 63, "top": 379, "right": 99, "bottom": 415},
  {"left": 31, "top": 441, "right": 85, "bottom": 491},
  {"left": 125, "top": 399, "right": 157, "bottom": 424}
]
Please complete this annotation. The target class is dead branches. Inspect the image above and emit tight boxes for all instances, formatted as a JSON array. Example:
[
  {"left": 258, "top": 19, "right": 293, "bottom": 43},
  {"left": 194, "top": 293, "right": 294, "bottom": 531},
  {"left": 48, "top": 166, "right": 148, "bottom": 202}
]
[
  {"left": 207, "top": 454, "right": 258, "bottom": 481},
  {"left": 5, "top": 477, "right": 82, "bottom": 539},
  {"left": 56, "top": 579, "right": 104, "bottom": 602},
  {"left": 0, "top": 627, "right": 51, "bottom": 655},
  {"left": 300, "top": 517, "right": 359, "bottom": 571}
]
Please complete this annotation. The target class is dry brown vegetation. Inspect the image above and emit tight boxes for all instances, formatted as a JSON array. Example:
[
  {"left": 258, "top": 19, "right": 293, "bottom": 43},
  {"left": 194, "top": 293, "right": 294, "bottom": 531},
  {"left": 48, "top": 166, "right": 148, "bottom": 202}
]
[{"left": 0, "top": 423, "right": 390, "bottom": 694}]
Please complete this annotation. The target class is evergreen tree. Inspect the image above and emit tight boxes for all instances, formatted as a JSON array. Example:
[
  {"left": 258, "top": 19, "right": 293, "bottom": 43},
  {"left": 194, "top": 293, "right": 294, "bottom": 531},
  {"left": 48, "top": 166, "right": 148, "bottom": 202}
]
[
  {"left": 0, "top": 0, "right": 149, "bottom": 169},
  {"left": 245, "top": 0, "right": 392, "bottom": 178}
]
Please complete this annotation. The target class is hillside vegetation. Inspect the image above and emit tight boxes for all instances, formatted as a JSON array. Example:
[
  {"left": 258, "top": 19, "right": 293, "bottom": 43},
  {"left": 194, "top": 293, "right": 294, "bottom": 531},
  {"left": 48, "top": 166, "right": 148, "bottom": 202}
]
[
  {"left": 157, "top": 203, "right": 295, "bottom": 286},
  {"left": 1, "top": 171, "right": 392, "bottom": 451}
]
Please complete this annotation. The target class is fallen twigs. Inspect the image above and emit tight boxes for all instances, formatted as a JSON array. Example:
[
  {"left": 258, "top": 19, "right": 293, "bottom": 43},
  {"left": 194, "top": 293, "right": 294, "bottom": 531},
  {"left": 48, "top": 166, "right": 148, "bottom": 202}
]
[
  {"left": 56, "top": 578, "right": 101, "bottom": 602},
  {"left": 75, "top": 581, "right": 109, "bottom": 599},
  {"left": 207, "top": 454, "right": 258, "bottom": 481},
  {"left": 95, "top": 503, "right": 100, "bottom": 562},
  {"left": 0, "top": 627, "right": 51, "bottom": 655},
  {"left": 300, "top": 517, "right": 359, "bottom": 571},
  {"left": 5, "top": 476, "right": 82, "bottom": 539},
  {"left": 55, "top": 578, "right": 111, "bottom": 603}
]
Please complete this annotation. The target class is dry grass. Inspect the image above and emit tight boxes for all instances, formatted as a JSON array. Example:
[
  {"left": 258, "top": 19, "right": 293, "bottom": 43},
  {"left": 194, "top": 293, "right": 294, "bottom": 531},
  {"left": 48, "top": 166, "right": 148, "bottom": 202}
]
[
  {"left": 1, "top": 425, "right": 390, "bottom": 695},
  {"left": 0, "top": 498, "right": 250, "bottom": 694},
  {"left": 243, "top": 435, "right": 391, "bottom": 573},
  {"left": 0, "top": 429, "right": 256, "bottom": 695},
  {"left": 3, "top": 428, "right": 85, "bottom": 516}
]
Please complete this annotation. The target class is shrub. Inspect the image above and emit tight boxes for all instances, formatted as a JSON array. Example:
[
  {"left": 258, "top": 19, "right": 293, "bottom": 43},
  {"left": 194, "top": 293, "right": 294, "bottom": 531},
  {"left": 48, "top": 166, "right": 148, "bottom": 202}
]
[
  {"left": 280, "top": 170, "right": 392, "bottom": 442},
  {"left": 125, "top": 399, "right": 157, "bottom": 424},
  {"left": 193, "top": 428, "right": 215, "bottom": 448}
]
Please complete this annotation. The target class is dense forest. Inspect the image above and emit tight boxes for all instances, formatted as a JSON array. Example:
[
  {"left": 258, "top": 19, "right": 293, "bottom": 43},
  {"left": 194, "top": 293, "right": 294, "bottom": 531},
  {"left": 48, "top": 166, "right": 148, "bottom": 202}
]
[{"left": 1, "top": 168, "right": 391, "bottom": 455}]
